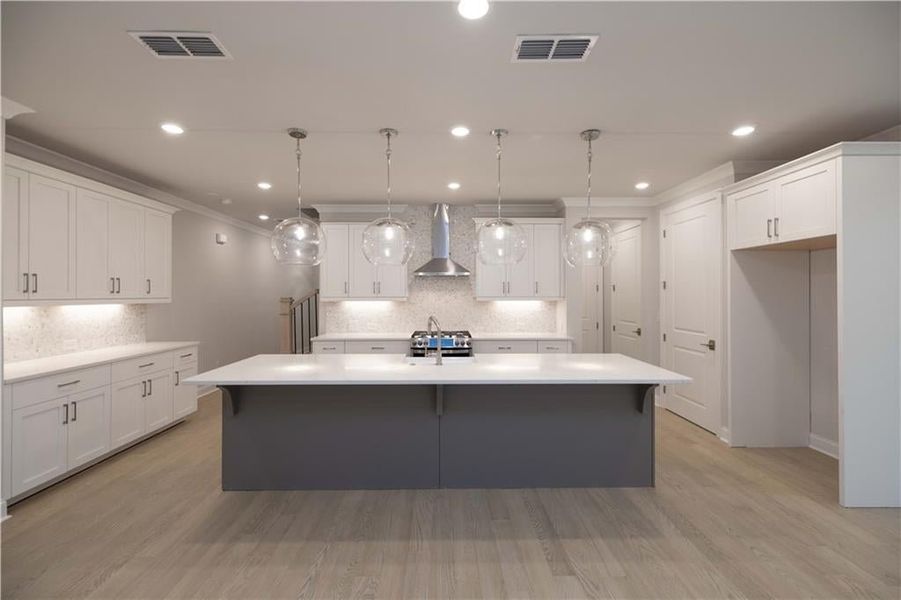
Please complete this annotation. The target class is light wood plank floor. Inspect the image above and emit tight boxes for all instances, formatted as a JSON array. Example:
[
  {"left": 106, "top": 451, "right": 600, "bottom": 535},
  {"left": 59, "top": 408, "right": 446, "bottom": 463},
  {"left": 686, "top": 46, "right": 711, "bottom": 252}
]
[{"left": 2, "top": 392, "right": 898, "bottom": 599}]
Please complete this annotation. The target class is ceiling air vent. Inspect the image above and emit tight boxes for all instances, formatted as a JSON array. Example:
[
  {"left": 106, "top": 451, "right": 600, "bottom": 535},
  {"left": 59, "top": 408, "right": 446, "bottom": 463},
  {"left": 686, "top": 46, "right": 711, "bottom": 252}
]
[
  {"left": 512, "top": 35, "right": 598, "bottom": 63},
  {"left": 129, "top": 31, "right": 231, "bottom": 59}
]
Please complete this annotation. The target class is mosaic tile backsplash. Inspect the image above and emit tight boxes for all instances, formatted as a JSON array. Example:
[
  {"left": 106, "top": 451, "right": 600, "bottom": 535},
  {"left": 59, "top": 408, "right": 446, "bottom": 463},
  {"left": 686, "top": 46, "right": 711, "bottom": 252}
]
[
  {"left": 322, "top": 205, "right": 561, "bottom": 334},
  {"left": 4, "top": 304, "right": 146, "bottom": 362}
]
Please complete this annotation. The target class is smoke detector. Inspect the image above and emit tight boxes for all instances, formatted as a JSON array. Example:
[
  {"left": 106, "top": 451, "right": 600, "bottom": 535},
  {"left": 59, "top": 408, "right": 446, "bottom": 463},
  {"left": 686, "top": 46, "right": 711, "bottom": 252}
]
[
  {"left": 512, "top": 35, "right": 598, "bottom": 62},
  {"left": 129, "top": 31, "right": 231, "bottom": 59}
]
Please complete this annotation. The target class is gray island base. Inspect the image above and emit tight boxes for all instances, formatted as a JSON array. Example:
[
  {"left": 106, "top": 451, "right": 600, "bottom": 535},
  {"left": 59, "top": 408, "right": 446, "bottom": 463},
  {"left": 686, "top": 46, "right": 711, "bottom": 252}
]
[{"left": 219, "top": 383, "right": 657, "bottom": 490}]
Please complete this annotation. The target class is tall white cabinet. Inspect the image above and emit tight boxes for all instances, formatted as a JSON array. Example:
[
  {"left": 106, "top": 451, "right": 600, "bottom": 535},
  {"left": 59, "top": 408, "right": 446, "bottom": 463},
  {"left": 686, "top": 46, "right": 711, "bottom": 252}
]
[
  {"left": 320, "top": 222, "right": 408, "bottom": 301},
  {"left": 474, "top": 219, "right": 564, "bottom": 300},
  {"left": 3, "top": 154, "right": 176, "bottom": 304}
]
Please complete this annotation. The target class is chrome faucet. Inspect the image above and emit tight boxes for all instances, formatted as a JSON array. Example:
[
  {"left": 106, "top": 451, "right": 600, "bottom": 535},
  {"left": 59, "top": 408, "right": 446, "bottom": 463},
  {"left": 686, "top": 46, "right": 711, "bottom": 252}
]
[{"left": 427, "top": 315, "right": 443, "bottom": 365}]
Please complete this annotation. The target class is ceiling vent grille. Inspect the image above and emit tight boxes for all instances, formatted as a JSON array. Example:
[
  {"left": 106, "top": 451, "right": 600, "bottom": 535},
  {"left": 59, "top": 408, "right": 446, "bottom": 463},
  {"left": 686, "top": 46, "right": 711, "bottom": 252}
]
[
  {"left": 129, "top": 31, "right": 231, "bottom": 59},
  {"left": 512, "top": 35, "right": 598, "bottom": 62}
]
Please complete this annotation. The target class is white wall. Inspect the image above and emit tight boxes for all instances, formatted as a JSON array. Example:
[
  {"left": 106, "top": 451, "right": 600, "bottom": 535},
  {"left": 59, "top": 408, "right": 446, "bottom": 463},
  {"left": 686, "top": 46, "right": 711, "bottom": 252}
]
[
  {"left": 145, "top": 210, "right": 314, "bottom": 373},
  {"left": 809, "top": 249, "right": 838, "bottom": 455},
  {"left": 321, "top": 205, "right": 560, "bottom": 334}
]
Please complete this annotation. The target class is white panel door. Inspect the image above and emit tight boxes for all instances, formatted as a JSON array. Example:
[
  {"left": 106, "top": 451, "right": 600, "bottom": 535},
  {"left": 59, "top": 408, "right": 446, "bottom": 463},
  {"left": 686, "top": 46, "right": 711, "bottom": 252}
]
[
  {"left": 580, "top": 266, "right": 602, "bottom": 352},
  {"left": 348, "top": 223, "right": 377, "bottom": 297},
  {"left": 108, "top": 200, "right": 144, "bottom": 298},
  {"left": 662, "top": 198, "right": 723, "bottom": 434},
  {"left": 610, "top": 225, "right": 642, "bottom": 359},
  {"left": 532, "top": 224, "right": 561, "bottom": 298},
  {"left": 375, "top": 264, "right": 407, "bottom": 298},
  {"left": 775, "top": 161, "right": 836, "bottom": 243},
  {"left": 320, "top": 224, "right": 349, "bottom": 298},
  {"left": 145, "top": 372, "right": 174, "bottom": 432},
  {"left": 111, "top": 377, "right": 146, "bottom": 448},
  {"left": 75, "top": 189, "right": 112, "bottom": 298},
  {"left": 173, "top": 365, "right": 198, "bottom": 420},
  {"left": 3, "top": 166, "right": 29, "bottom": 300},
  {"left": 505, "top": 225, "right": 534, "bottom": 298},
  {"left": 143, "top": 210, "right": 171, "bottom": 298},
  {"left": 27, "top": 174, "right": 76, "bottom": 299},
  {"left": 11, "top": 397, "right": 67, "bottom": 496},
  {"left": 67, "top": 387, "right": 111, "bottom": 470},
  {"left": 729, "top": 182, "right": 774, "bottom": 250}
]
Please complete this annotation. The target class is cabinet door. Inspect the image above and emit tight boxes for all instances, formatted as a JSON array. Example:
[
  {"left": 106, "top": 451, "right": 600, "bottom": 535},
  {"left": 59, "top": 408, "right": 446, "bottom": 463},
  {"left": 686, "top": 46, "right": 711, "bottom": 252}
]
[
  {"left": 11, "top": 397, "right": 67, "bottom": 496},
  {"left": 320, "top": 224, "right": 349, "bottom": 298},
  {"left": 505, "top": 225, "right": 535, "bottom": 298},
  {"left": 3, "top": 167, "right": 29, "bottom": 301},
  {"left": 173, "top": 365, "right": 198, "bottom": 420},
  {"left": 111, "top": 377, "right": 146, "bottom": 448},
  {"left": 108, "top": 200, "right": 144, "bottom": 298},
  {"left": 475, "top": 261, "right": 507, "bottom": 298},
  {"left": 145, "top": 372, "right": 173, "bottom": 432},
  {"left": 348, "top": 223, "right": 376, "bottom": 297},
  {"left": 375, "top": 264, "right": 407, "bottom": 298},
  {"left": 67, "top": 387, "right": 110, "bottom": 470},
  {"left": 472, "top": 340, "right": 539, "bottom": 354},
  {"left": 143, "top": 210, "right": 171, "bottom": 299},
  {"left": 27, "top": 174, "right": 76, "bottom": 299},
  {"left": 774, "top": 160, "right": 836, "bottom": 243},
  {"left": 75, "top": 189, "right": 112, "bottom": 298},
  {"left": 729, "top": 182, "right": 774, "bottom": 250},
  {"left": 532, "top": 224, "right": 562, "bottom": 298}
]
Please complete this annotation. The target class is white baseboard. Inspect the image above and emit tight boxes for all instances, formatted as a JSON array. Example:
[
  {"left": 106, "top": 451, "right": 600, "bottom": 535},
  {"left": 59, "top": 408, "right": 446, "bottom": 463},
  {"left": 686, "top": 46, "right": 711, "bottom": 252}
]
[
  {"left": 809, "top": 433, "right": 839, "bottom": 459},
  {"left": 0, "top": 499, "right": 9, "bottom": 522},
  {"left": 718, "top": 426, "right": 730, "bottom": 445}
]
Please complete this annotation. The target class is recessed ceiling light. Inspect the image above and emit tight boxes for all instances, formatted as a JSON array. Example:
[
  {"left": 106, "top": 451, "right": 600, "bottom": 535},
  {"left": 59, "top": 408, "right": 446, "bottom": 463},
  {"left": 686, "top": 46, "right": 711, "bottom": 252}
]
[
  {"left": 458, "top": 0, "right": 489, "bottom": 20},
  {"left": 634, "top": 182, "right": 650, "bottom": 191},
  {"left": 221, "top": 198, "right": 232, "bottom": 205},
  {"left": 258, "top": 214, "right": 270, "bottom": 221},
  {"left": 160, "top": 122, "right": 184, "bottom": 135},
  {"left": 450, "top": 126, "right": 470, "bottom": 138},
  {"left": 732, "top": 124, "right": 756, "bottom": 137},
  {"left": 257, "top": 182, "right": 272, "bottom": 190},
  {"left": 447, "top": 182, "right": 461, "bottom": 190}
]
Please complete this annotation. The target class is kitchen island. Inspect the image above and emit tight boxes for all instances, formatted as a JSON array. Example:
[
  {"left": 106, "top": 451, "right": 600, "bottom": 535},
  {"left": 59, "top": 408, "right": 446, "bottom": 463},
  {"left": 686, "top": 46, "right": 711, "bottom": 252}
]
[{"left": 187, "top": 353, "right": 689, "bottom": 490}]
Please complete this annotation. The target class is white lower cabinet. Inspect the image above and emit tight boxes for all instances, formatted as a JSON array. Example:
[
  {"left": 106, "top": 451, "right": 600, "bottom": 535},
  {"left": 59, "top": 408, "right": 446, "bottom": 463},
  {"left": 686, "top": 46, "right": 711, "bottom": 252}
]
[
  {"left": 344, "top": 340, "right": 409, "bottom": 354},
  {"left": 472, "top": 340, "right": 540, "bottom": 354},
  {"left": 311, "top": 341, "right": 345, "bottom": 354},
  {"left": 173, "top": 364, "right": 198, "bottom": 420},
  {"left": 7, "top": 345, "right": 199, "bottom": 501}
]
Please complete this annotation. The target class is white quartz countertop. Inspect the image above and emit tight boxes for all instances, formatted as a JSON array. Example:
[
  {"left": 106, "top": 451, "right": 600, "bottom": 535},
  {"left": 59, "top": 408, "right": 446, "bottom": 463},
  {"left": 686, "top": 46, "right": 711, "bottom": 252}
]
[
  {"left": 311, "top": 332, "right": 573, "bottom": 342},
  {"left": 4, "top": 342, "right": 199, "bottom": 384},
  {"left": 186, "top": 353, "right": 689, "bottom": 386}
]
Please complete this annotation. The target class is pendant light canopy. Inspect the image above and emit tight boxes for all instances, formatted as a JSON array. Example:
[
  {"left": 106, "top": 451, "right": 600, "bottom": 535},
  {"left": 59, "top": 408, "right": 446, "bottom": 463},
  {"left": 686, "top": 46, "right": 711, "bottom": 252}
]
[
  {"left": 271, "top": 128, "right": 327, "bottom": 265},
  {"left": 564, "top": 129, "right": 615, "bottom": 268},
  {"left": 362, "top": 128, "right": 414, "bottom": 266},
  {"left": 477, "top": 129, "right": 527, "bottom": 266}
]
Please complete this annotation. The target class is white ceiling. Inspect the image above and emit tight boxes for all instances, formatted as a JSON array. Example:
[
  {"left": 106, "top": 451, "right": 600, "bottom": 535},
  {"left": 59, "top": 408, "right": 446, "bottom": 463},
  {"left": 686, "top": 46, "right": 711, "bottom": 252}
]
[{"left": 3, "top": 1, "right": 899, "bottom": 225}]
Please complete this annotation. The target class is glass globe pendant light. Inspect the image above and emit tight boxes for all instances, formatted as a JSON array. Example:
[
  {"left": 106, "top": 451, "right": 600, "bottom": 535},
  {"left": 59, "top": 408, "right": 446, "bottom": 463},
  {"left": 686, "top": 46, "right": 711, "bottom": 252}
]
[
  {"left": 271, "top": 128, "right": 327, "bottom": 265},
  {"left": 476, "top": 129, "right": 527, "bottom": 265},
  {"left": 362, "top": 128, "right": 414, "bottom": 266},
  {"left": 563, "top": 129, "right": 615, "bottom": 267}
]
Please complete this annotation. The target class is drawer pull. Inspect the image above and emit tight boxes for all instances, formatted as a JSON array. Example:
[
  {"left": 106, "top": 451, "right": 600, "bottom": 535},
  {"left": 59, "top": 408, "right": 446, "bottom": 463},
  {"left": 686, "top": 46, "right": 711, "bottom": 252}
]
[
  {"left": 371, "top": 346, "right": 385, "bottom": 350},
  {"left": 323, "top": 346, "right": 336, "bottom": 351},
  {"left": 57, "top": 379, "right": 81, "bottom": 388},
  {"left": 138, "top": 362, "right": 155, "bottom": 369},
  {"left": 179, "top": 353, "right": 193, "bottom": 359}
]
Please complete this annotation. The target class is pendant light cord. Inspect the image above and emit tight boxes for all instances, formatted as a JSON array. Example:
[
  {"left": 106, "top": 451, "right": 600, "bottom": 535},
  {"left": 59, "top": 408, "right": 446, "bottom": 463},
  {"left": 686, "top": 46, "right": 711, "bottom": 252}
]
[
  {"left": 295, "top": 138, "right": 303, "bottom": 217},
  {"left": 385, "top": 131, "right": 392, "bottom": 219},
  {"left": 496, "top": 131, "right": 503, "bottom": 220},
  {"left": 586, "top": 136, "right": 593, "bottom": 219}
]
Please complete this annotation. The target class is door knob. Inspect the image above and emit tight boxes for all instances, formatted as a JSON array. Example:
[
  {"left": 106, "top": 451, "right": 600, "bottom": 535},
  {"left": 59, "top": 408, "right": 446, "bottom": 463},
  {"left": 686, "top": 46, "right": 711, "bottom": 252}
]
[
  {"left": 632, "top": 327, "right": 642, "bottom": 336},
  {"left": 700, "top": 339, "right": 716, "bottom": 351}
]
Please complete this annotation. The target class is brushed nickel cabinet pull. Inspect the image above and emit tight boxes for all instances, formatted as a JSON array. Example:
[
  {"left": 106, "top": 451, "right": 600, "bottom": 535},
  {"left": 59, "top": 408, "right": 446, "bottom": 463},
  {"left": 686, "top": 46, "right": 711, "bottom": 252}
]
[
  {"left": 23, "top": 273, "right": 29, "bottom": 294},
  {"left": 72, "top": 401, "right": 78, "bottom": 422},
  {"left": 175, "top": 371, "right": 179, "bottom": 386},
  {"left": 142, "top": 380, "right": 147, "bottom": 397},
  {"left": 773, "top": 217, "right": 780, "bottom": 237},
  {"left": 767, "top": 219, "right": 773, "bottom": 239},
  {"left": 62, "top": 403, "right": 69, "bottom": 425},
  {"left": 115, "top": 277, "right": 121, "bottom": 294},
  {"left": 148, "top": 379, "right": 152, "bottom": 395},
  {"left": 138, "top": 362, "right": 155, "bottom": 368},
  {"left": 110, "top": 277, "right": 116, "bottom": 294},
  {"left": 32, "top": 273, "right": 38, "bottom": 294},
  {"left": 146, "top": 278, "right": 151, "bottom": 294},
  {"left": 57, "top": 379, "right": 81, "bottom": 388},
  {"left": 179, "top": 353, "right": 193, "bottom": 359},
  {"left": 371, "top": 346, "right": 385, "bottom": 350},
  {"left": 534, "top": 281, "right": 538, "bottom": 294}
]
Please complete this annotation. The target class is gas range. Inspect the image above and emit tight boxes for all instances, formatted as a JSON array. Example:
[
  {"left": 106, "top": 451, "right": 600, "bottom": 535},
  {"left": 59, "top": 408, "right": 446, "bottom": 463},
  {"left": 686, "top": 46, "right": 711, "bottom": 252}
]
[{"left": 410, "top": 330, "right": 473, "bottom": 357}]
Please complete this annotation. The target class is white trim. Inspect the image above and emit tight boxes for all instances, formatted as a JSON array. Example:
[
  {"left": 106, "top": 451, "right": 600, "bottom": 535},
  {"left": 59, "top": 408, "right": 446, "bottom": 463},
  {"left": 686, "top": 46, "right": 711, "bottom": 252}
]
[
  {"left": 1, "top": 97, "right": 34, "bottom": 120},
  {"left": 5, "top": 137, "right": 273, "bottom": 237},
  {"left": 473, "top": 202, "right": 561, "bottom": 217},
  {"left": 809, "top": 433, "right": 839, "bottom": 459},
  {"left": 718, "top": 427, "right": 731, "bottom": 445},
  {"left": 472, "top": 216, "right": 564, "bottom": 225},
  {"left": 0, "top": 499, "right": 8, "bottom": 521},
  {"left": 559, "top": 196, "right": 658, "bottom": 209},
  {"left": 312, "top": 203, "right": 408, "bottom": 222}
]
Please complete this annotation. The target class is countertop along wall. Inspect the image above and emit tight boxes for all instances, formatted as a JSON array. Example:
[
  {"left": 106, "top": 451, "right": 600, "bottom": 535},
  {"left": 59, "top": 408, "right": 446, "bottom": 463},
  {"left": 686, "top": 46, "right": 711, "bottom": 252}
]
[{"left": 321, "top": 205, "right": 560, "bottom": 334}]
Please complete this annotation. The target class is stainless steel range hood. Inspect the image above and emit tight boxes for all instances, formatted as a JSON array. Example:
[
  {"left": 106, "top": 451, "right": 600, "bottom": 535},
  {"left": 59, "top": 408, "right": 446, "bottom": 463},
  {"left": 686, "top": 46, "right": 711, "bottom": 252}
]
[{"left": 413, "top": 204, "right": 471, "bottom": 277}]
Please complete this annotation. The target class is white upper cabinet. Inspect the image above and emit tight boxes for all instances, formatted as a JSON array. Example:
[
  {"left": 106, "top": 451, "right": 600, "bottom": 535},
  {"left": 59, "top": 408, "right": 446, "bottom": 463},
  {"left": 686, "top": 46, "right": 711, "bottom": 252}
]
[
  {"left": 4, "top": 155, "right": 176, "bottom": 304},
  {"left": 143, "top": 210, "right": 172, "bottom": 299},
  {"left": 321, "top": 222, "right": 408, "bottom": 300},
  {"left": 728, "top": 157, "right": 837, "bottom": 250},
  {"left": 474, "top": 219, "right": 564, "bottom": 300}
]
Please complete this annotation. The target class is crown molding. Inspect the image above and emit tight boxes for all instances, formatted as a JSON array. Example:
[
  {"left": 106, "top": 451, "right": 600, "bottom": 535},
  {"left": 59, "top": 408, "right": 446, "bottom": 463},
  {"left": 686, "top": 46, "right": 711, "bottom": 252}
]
[
  {"left": 557, "top": 196, "right": 658, "bottom": 209},
  {"left": 5, "top": 136, "right": 272, "bottom": 237},
  {"left": 311, "top": 203, "right": 408, "bottom": 222},
  {"left": 473, "top": 202, "right": 561, "bottom": 218}
]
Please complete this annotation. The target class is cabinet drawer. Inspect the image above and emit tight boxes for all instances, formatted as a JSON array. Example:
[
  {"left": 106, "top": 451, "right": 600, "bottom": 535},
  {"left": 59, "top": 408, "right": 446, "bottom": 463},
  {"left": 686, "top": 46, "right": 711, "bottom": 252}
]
[
  {"left": 345, "top": 340, "right": 409, "bottom": 354},
  {"left": 538, "top": 341, "right": 571, "bottom": 353},
  {"left": 12, "top": 365, "right": 111, "bottom": 410},
  {"left": 173, "top": 347, "right": 199, "bottom": 369},
  {"left": 111, "top": 352, "right": 173, "bottom": 382},
  {"left": 473, "top": 340, "right": 539, "bottom": 354},
  {"left": 312, "top": 341, "right": 345, "bottom": 354}
]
